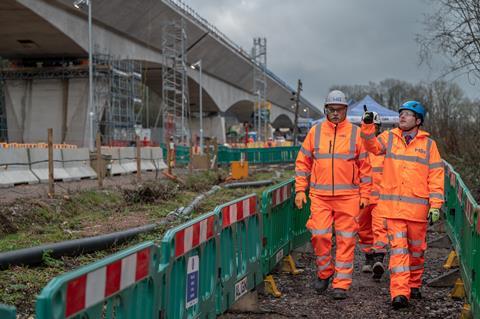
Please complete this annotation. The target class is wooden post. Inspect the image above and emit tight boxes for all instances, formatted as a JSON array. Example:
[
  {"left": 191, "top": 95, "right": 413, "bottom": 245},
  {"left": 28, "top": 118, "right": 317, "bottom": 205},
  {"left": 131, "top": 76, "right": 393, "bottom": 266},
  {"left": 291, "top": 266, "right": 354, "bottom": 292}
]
[
  {"left": 205, "top": 139, "right": 211, "bottom": 165},
  {"left": 167, "top": 141, "right": 172, "bottom": 175},
  {"left": 96, "top": 132, "right": 103, "bottom": 188},
  {"left": 136, "top": 135, "right": 141, "bottom": 182},
  {"left": 47, "top": 128, "right": 54, "bottom": 197},
  {"left": 189, "top": 139, "right": 193, "bottom": 174},
  {"left": 213, "top": 137, "right": 218, "bottom": 171}
]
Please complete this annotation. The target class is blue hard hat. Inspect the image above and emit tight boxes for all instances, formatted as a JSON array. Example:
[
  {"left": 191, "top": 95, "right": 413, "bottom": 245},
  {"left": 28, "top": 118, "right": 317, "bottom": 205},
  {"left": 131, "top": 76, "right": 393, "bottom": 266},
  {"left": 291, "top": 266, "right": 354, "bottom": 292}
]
[{"left": 399, "top": 101, "right": 426, "bottom": 124}]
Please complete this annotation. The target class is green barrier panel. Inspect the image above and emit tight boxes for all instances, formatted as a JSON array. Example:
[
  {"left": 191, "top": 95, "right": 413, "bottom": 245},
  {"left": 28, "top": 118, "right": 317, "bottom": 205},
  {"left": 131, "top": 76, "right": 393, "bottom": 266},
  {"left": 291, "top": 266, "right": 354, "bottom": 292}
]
[
  {"left": 160, "top": 212, "right": 217, "bottom": 319},
  {"left": 217, "top": 146, "right": 300, "bottom": 165},
  {"left": 261, "top": 179, "right": 294, "bottom": 275},
  {"left": 0, "top": 304, "right": 16, "bottom": 319},
  {"left": 160, "top": 144, "right": 190, "bottom": 166},
  {"left": 36, "top": 241, "right": 159, "bottom": 319},
  {"left": 292, "top": 193, "right": 311, "bottom": 250},
  {"left": 215, "top": 194, "right": 262, "bottom": 314}
]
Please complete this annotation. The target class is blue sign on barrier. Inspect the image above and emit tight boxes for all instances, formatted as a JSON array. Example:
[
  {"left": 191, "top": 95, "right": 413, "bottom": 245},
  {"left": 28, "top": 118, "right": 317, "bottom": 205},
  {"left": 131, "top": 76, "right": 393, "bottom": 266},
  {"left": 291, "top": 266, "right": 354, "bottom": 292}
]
[{"left": 186, "top": 255, "right": 199, "bottom": 308}]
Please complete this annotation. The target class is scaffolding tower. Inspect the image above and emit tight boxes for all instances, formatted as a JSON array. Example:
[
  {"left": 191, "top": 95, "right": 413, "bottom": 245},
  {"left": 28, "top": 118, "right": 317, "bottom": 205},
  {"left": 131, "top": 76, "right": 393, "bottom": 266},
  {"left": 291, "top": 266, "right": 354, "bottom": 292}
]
[
  {"left": 252, "top": 37, "right": 268, "bottom": 142},
  {"left": 159, "top": 19, "right": 189, "bottom": 144},
  {"left": 94, "top": 54, "right": 143, "bottom": 146}
]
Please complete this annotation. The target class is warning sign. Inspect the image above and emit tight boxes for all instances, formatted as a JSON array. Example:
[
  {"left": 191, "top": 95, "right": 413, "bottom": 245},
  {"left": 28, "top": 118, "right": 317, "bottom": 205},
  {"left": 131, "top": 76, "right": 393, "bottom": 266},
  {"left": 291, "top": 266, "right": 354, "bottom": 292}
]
[{"left": 186, "top": 255, "right": 199, "bottom": 308}]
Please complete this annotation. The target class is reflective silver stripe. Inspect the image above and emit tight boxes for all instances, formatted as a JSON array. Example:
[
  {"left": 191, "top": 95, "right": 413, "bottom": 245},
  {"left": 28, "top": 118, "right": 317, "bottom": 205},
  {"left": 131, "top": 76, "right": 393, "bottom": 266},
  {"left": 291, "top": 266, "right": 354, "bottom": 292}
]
[
  {"left": 371, "top": 191, "right": 380, "bottom": 197},
  {"left": 317, "top": 261, "right": 332, "bottom": 272},
  {"left": 383, "top": 218, "right": 388, "bottom": 229},
  {"left": 317, "top": 255, "right": 330, "bottom": 263},
  {"left": 374, "top": 241, "right": 387, "bottom": 248},
  {"left": 295, "top": 170, "right": 311, "bottom": 177},
  {"left": 379, "top": 136, "right": 387, "bottom": 153},
  {"left": 429, "top": 162, "right": 443, "bottom": 169},
  {"left": 426, "top": 138, "right": 432, "bottom": 163},
  {"left": 314, "top": 153, "right": 355, "bottom": 160},
  {"left": 395, "top": 232, "right": 407, "bottom": 238},
  {"left": 374, "top": 248, "right": 387, "bottom": 253},
  {"left": 350, "top": 125, "right": 358, "bottom": 156},
  {"left": 408, "top": 239, "right": 423, "bottom": 246},
  {"left": 387, "top": 234, "right": 393, "bottom": 241},
  {"left": 310, "top": 182, "right": 359, "bottom": 191},
  {"left": 335, "top": 261, "right": 353, "bottom": 269},
  {"left": 359, "top": 243, "right": 371, "bottom": 248},
  {"left": 361, "top": 132, "right": 375, "bottom": 140},
  {"left": 390, "top": 266, "right": 410, "bottom": 273},
  {"left": 372, "top": 167, "right": 383, "bottom": 173},
  {"left": 379, "top": 194, "right": 429, "bottom": 205},
  {"left": 300, "top": 146, "right": 313, "bottom": 158},
  {"left": 313, "top": 123, "right": 322, "bottom": 158},
  {"left": 360, "top": 176, "right": 372, "bottom": 183},
  {"left": 386, "top": 132, "right": 393, "bottom": 156},
  {"left": 385, "top": 153, "right": 429, "bottom": 165},
  {"left": 358, "top": 152, "right": 368, "bottom": 159},
  {"left": 311, "top": 227, "right": 332, "bottom": 235},
  {"left": 410, "top": 264, "right": 424, "bottom": 271},
  {"left": 335, "top": 272, "right": 353, "bottom": 279},
  {"left": 391, "top": 248, "right": 409, "bottom": 255},
  {"left": 336, "top": 230, "right": 357, "bottom": 238},
  {"left": 411, "top": 251, "right": 424, "bottom": 258},
  {"left": 429, "top": 193, "right": 444, "bottom": 200}
]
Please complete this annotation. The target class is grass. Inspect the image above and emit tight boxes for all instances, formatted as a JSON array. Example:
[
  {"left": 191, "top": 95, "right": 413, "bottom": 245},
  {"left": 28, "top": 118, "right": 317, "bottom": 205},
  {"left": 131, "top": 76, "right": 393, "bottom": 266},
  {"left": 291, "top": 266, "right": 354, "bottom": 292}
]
[{"left": 0, "top": 167, "right": 294, "bottom": 317}]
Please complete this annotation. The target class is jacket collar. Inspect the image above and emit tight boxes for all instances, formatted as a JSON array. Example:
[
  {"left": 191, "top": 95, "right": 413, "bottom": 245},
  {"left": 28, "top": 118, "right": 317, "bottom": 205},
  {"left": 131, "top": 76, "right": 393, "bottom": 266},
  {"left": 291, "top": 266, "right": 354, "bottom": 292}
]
[
  {"left": 323, "top": 118, "right": 350, "bottom": 130},
  {"left": 391, "top": 127, "right": 430, "bottom": 139}
]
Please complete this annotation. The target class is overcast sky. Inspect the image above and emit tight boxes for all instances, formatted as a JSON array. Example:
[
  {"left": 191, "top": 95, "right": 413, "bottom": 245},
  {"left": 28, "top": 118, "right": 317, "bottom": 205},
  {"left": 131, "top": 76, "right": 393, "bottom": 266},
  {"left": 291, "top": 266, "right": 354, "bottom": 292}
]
[{"left": 183, "top": 0, "right": 479, "bottom": 108}]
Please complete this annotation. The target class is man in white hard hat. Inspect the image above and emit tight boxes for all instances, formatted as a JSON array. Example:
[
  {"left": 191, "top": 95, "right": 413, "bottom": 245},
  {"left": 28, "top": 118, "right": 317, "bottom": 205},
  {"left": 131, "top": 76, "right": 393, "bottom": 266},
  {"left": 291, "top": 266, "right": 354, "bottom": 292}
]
[{"left": 295, "top": 90, "right": 372, "bottom": 299}]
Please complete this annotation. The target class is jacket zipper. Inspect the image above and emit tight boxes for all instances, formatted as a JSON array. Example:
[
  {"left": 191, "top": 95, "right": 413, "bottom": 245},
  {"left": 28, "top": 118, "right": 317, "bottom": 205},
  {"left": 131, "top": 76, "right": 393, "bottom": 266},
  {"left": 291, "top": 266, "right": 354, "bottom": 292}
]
[{"left": 332, "top": 125, "right": 337, "bottom": 196}]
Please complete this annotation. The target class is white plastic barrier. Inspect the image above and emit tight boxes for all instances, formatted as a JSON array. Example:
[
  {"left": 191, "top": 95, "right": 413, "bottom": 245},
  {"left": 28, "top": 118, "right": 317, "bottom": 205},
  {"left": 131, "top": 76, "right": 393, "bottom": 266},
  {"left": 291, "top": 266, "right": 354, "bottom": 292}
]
[
  {"left": 151, "top": 147, "right": 167, "bottom": 170},
  {"left": 119, "top": 147, "right": 137, "bottom": 173},
  {"left": 62, "top": 148, "right": 97, "bottom": 180},
  {"left": 0, "top": 148, "right": 39, "bottom": 187},
  {"left": 101, "top": 147, "right": 127, "bottom": 175},
  {"left": 29, "top": 148, "right": 72, "bottom": 182},
  {"left": 140, "top": 148, "right": 156, "bottom": 171}
]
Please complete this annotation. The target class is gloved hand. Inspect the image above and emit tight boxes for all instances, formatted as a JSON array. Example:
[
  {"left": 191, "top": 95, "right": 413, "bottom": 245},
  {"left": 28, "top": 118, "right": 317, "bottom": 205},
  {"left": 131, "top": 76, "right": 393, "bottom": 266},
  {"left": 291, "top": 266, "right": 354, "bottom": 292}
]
[
  {"left": 428, "top": 208, "right": 440, "bottom": 225},
  {"left": 360, "top": 197, "right": 369, "bottom": 209},
  {"left": 295, "top": 191, "right": 307, "bottom": 209},
  {"left": 362, "top": 105, "right": 374, "bottom": 124}
]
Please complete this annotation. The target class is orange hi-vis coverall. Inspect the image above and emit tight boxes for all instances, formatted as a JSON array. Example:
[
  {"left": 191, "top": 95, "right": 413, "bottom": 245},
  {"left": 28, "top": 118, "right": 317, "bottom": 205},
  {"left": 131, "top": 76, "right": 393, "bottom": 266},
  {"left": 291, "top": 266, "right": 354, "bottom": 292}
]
[
  {"left": 296, "top": 119, "right": 372, "bottom": 290},
  {"left": 361, "top": 124, "right": 444, "bottom": 299},
  {"left": 357, "top": 152, "right": 389, "bottom": 254}
]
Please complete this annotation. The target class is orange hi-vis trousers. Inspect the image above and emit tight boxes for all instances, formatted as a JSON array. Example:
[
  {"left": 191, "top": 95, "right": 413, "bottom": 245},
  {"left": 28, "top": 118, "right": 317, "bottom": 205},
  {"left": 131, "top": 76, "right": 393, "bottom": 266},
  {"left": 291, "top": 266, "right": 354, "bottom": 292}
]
[
  {"left": 307, "top": 194, "right": 359, "bottom": 290},
  {"left": 357, "top": 204, "right": 389, "bottom": 254},
  {"left": 387, "top": 218, "right": 427, "bottom": 299}
]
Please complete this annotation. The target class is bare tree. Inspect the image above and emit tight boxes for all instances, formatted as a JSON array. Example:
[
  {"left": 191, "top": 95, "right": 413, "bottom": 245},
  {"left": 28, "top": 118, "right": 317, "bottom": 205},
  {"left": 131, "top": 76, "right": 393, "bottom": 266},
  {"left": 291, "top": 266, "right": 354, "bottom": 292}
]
[{"left": 417, "top": 0, "right": 480, "bottom": 82}]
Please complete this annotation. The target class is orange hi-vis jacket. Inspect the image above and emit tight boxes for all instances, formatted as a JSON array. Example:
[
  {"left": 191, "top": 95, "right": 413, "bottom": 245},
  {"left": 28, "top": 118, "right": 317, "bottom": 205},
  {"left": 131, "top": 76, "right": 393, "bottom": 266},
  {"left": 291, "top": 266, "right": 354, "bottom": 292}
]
[
  {"left": 295, "top": 119, "right": 372, "bottom": 198},
  {"left": 361, "top": 124, "right": 444, "bottom": 222},
  {"left": 369, "top": 152, "right": 385, "bottom": 205}
]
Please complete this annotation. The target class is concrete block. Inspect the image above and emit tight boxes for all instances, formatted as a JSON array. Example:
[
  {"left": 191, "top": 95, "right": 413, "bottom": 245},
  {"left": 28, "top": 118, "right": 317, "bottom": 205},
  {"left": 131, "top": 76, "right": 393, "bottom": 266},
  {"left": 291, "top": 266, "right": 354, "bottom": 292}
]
[
  {"left": 29, "top": 148, "right": 72, "bottom": 182},
  {"left": 151, "top": 147, "right": 167, "bottom": 170},
  {"left": 62, "top": 148, "right": 97, "bottom": 180},
  {"left": 119, "top": 147, "right": 137, "bottom": 173},
  {"left": 0, "top": 148, "right": 39, "bottom": 187},
  {"left": 140, "top": 147, "right": 156, "bottom": 171},
  {"left": 102, "top": 147, "right": 127, "bottom": 175}
]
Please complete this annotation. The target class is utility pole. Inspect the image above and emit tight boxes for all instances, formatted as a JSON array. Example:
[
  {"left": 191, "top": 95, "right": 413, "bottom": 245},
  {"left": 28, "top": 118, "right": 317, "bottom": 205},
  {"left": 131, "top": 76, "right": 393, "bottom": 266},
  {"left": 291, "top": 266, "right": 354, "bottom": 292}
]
[{"left": 292, "top": 79, "right": 303, "bottom": 146}]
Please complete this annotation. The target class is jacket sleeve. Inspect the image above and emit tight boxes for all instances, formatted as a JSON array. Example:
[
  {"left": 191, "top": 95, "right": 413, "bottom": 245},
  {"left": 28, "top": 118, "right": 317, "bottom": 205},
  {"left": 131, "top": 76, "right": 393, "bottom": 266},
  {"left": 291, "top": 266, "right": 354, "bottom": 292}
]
[
  {"left": 356, "top": 137, "right": 372, "bottom": 199},
  {"left": 295, "top": 126, "right": 315, "bottom": 193},
  {"left": 360, "top": 123, "right": 388, "bottom": 155},
  {"left": 427, "top": 140, "right": 445, "bottom": 209}
]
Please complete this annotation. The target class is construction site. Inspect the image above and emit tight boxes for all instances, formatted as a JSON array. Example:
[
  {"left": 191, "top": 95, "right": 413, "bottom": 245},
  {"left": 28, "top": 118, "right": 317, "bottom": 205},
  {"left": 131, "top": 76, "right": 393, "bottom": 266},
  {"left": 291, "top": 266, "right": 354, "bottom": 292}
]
[{"left": 1, "top": 1, "right": 480, "bottom": 319}]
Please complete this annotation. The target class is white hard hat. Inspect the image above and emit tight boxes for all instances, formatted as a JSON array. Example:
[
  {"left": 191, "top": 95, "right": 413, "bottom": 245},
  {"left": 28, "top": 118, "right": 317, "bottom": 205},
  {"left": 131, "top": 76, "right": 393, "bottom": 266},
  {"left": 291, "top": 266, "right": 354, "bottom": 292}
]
[
  {"left": 372, "top": 111, "right": 381, "bottom": 125},
  {"left": 325, "top": 90, "right": 348, "bottom": 106}
]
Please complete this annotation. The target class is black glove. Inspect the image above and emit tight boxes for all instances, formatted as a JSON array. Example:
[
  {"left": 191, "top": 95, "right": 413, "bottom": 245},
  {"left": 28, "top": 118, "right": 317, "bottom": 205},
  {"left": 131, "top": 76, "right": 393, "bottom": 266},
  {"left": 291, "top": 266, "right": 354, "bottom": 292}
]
[{"left": 362, "top": 105, "right": 374, "bottom": 124}]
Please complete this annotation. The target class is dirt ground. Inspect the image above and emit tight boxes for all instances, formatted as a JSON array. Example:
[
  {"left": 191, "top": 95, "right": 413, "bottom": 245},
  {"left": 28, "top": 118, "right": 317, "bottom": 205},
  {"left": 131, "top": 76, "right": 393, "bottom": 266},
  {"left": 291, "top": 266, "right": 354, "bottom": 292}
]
[{"left": 221, "top": 229, "right": 464, "bottom": 319}]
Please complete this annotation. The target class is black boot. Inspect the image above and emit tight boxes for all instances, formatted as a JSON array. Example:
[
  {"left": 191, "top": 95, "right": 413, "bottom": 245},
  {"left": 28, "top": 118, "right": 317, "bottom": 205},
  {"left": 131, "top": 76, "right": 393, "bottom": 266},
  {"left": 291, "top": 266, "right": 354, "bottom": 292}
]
[
  {"left": 313, "top": 276, "right": 331, "bottom": 294},
  {"left": 362, "top": 253, "right": 374, "bottom": 273},
  {"left": 372, "top": 253, "right": 385, "bottom": 280},
  {"left": 392, "top": 295, "right": 409, "bottom": 309},
  {"left": 410, "top": 288, "right": 422, "bottom": 299},
  {"left": 332, "top": 288, "right": 348, "bottom": 300}
]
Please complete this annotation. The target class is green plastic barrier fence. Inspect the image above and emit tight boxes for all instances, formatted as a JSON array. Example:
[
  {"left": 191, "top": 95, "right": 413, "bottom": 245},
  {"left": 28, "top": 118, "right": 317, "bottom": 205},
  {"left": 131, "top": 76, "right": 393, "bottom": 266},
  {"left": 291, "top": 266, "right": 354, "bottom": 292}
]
[
  {"left": 215, "top": 194, "right": 262, "bottom": 314},
  {"left": 160, "top": 212, "right": 217, "bottom": 319},
  {"left": 161, "top": 144, "right": 190, "bottom": 166},
  {"left": 291, "top": 192, "right": 311, "bottom": 250},
  {"left": 218, "top": 146, "right": 300, "bottom": 165},
  {"left": 0, "top": 304, "right": 16, "bottom": 319},
  {"left": 36, "top": 241, "right": 159, "bottom": 319},
  {"left": 261, "top": 179, "right": 294, "bottom": 275}
]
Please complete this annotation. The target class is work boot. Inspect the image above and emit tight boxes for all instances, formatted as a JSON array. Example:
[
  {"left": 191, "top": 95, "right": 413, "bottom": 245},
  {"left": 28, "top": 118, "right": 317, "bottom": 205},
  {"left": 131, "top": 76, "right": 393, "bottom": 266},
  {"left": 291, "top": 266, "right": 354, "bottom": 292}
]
[
  {"left": 313, "top": 276, "right": 331, "bottom": 294},
  {"left": 410, "top": 288, "right": 422, "bottom": 299},
  {"left": 362, "top": 253, "right": 374, "bottom": 273},
  {"left": 372, "top": 253, "right": 385, "bottom": 280},
  {"left": 392, "top": 295, "right": 409, "bottom": 309},
  {"left": 332, "top": 288, "right": 348, "bottom": 300}
]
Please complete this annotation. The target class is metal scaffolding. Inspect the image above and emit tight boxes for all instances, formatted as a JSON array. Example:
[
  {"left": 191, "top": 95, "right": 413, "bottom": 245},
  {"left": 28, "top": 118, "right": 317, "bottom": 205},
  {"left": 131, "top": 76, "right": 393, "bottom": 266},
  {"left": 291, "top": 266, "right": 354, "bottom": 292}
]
[
  {"left": 159, "top": 19, "right": 189, "bottom": 144},
  {"left": 252, "top": 37, "right": 268, "bottom": 142},
  {"left": 94, "top": 54, "right": 143, "bottom": 146}
]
